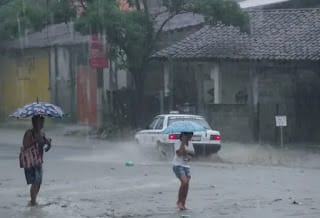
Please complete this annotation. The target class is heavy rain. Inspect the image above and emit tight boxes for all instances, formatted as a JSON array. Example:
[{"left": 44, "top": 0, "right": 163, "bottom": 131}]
[{"left": 0, "top": 0, "right": 320, "bottom": 218}]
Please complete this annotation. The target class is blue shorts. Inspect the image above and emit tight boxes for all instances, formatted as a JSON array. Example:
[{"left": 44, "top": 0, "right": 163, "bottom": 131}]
[
  {"left": 24, "top": 165, "right": 43, "bottom": 185},
  {"left": 173, "top": 165, "right": 191, "bottom": 178}
]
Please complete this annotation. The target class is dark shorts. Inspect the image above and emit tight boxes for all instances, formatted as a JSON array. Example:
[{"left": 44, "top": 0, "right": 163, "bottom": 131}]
[
  {"left": 24, "top": 165, "right": 43, "bottom": 185},
  {"left": 173, "top": 165, "right": 191, "bottom": 178}
]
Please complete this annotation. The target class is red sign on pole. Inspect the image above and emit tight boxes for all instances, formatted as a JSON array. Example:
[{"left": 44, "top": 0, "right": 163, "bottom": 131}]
[{"left": 89, "top": 35, "right": 108, "bottom": 69}]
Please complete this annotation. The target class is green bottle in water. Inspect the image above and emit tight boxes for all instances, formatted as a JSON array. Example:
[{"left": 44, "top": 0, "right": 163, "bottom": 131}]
[{"left": 125, "top": 161, "right": 134, "bottom": 167}]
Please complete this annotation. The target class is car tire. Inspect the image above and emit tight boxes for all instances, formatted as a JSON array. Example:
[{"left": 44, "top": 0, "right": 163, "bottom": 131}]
[
  {"left": 157, "top": 142, "right": 166, "bottom": 159},
  {"left": 135, "top": 139, "right": 140, "bottom": 145}
]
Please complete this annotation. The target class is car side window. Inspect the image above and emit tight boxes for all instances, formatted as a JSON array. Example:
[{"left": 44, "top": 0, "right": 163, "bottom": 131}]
[
  {"left": 154, "top": 117, "right": 164, "bottom": 130},
  {"left": 148, "top": 118, "right": 159, "bottom": 129}
]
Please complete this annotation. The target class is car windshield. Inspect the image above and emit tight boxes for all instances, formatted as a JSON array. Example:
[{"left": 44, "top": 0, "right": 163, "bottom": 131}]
[{"left": 168, "top": 117, "right": 212, "bottom": 129}]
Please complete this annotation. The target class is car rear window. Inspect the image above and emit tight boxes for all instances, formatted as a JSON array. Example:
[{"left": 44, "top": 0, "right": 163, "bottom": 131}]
[
  {"left": 168, "top": 117, "right": 211, "bottom": 129},
  {"left": 155, "top": 117, "right": 164, "bottom": 129},
  {"left": 148, "top": 117, "right": 159, "bottom": 129}
]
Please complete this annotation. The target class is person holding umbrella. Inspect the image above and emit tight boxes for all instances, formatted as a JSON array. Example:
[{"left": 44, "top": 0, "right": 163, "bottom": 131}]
[
  {"left": 172, "top": 132, "right": 195, "bottom": 210},
  {"left": 22, "top": 115, "right": 51, "bottom": 206},
  {"left": 163, "top": 121, "right": 206, "bottom": 210},
  {"left": 11, "top": 99, "right": 65, "bottom": 206}
]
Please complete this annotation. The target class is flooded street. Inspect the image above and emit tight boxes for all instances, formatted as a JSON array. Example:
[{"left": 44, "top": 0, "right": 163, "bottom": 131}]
[
  {"left": 1, "top": 0, "right": 320, "bottom": 217},
  {"left": 1, "top": 127, "right": 320, "bottom": 218}
]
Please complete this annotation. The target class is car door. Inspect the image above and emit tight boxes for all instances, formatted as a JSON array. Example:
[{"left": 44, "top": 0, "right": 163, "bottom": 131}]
[
  {"left": 149, "top": 116, "right": 165, "bottom": 144},
  {"left": 138, "top": 117, "right": 159, "bottom": 144}
]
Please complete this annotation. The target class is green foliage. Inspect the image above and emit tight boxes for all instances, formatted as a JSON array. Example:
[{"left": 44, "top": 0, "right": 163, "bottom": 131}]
[
  {"left": 0, "top": 0, "right": 45, "bottom": 40},
  {"left": 162, "top": 0, "right": 249, "bottom": 31},
  {"left": 192, "top": 0, "right": 249, "bottom": 32},
  {"left": 48, "top": 0, "right": 77, "bottom": 24},
  {"left": 162, "top": 0, "right": 187, "bottom": 13},
  {"left": 75, "top": 0, "right": 153, "bottom": 73},
  {"left": 0, "top": 0, "right": 76, "bottom": 40}
]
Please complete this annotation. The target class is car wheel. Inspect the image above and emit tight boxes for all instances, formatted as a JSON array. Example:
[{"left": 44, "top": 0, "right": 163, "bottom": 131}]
[
  {"left": 135, "top": 139, "right": 140, "bottom": 145},
  {"left": 156, "top": 142, "right": 166, "bottom": 158}
]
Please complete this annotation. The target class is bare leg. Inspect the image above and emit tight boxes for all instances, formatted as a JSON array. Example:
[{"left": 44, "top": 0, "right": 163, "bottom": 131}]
[
  {"left": 177, "top": 185, "right": 184, "bottom": 208},
  {"left": 177, "top": 176, "right": 189, "bottom": 210},
  {"left": 36, "top": 184, "right": 41, "bottom": 195},
  {"left": 182, "top": 181, "right": 189, "bottom": 209},
  {"left": 30, "top": 183, "right": 40, "bottom": 206}
]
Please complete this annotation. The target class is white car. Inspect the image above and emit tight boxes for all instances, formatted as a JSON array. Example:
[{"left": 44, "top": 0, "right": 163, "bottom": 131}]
[{"left": 135, "top": 112, "right": 221, "bottom": 157}]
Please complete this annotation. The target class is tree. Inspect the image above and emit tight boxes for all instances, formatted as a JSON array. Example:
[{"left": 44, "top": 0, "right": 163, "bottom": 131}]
[
  {"left": 0, "top": 0, "right": 76, "bottom": 40},
  {"left": 75, "top": 0, "right": 248, "bottom": 126}
]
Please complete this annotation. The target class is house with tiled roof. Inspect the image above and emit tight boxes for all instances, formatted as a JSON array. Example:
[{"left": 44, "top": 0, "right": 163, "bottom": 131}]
[
  {"left": 155, "top": 8, "right": 320, "bottom": 61},
  {"left": 151, "top": 8, "right": 320, "bottom": 143}
]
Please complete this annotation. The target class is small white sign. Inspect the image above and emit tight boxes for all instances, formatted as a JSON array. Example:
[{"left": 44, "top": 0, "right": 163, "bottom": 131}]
[{"left": 275, "top": 116, "right": 287, "bottom": 127}]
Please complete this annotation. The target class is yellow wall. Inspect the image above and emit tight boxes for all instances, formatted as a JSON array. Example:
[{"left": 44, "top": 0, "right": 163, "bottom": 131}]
[{"left": 0, "top": 49, "right": 50, "bottom": 117}]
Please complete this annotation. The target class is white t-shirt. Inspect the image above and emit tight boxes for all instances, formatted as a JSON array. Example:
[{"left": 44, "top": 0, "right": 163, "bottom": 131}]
[{"left": 172, "top": 141, "right": 195, "bottom": 168}]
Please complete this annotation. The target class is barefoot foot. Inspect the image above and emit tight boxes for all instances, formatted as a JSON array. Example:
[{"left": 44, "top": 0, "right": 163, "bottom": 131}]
[{"left": 177, "top": 202, "right": 184, "bottom": 210}]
